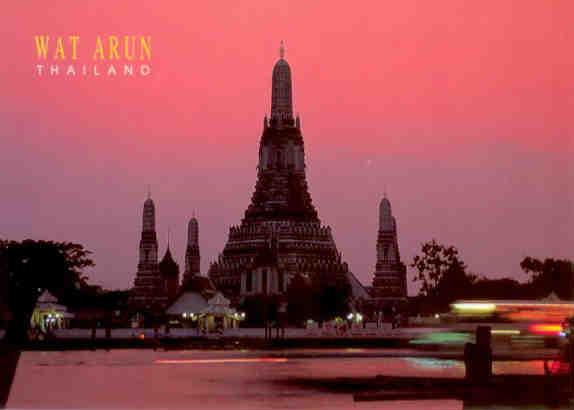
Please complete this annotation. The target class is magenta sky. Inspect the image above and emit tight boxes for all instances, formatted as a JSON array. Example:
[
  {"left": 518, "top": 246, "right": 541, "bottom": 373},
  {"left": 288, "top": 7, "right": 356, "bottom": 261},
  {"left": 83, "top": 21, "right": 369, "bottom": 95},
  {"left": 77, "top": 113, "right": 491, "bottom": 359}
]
[{"left": 1, "top": 1, "right": 572, "bottom": 293}]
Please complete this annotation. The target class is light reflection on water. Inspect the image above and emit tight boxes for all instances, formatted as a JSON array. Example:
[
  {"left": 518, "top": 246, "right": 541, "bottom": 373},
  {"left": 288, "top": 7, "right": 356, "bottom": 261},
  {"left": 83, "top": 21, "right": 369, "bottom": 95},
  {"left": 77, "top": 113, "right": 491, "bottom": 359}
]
[{"left": 6, "top": 349, "right": 569, "bottom": 410}]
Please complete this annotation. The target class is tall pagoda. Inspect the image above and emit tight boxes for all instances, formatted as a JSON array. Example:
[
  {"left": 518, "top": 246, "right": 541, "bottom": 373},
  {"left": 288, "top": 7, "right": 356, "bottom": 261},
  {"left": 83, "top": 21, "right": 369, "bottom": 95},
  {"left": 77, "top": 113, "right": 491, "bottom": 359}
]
[
  {"left": 371, "top": 196, "right": 407, "bottom": 302},
  {"left": 130, "top": 194, "right": 167, "bottom": 310},
  {"left": 208, "top": 42, "right": 351, "bottom": 301}
]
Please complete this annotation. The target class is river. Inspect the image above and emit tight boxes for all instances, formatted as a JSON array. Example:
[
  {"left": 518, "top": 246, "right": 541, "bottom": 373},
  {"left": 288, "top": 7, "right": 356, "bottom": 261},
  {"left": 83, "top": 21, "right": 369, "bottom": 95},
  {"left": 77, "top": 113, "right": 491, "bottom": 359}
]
[{"left": 6, "top": 349, "right": 568, "bottom": 409}]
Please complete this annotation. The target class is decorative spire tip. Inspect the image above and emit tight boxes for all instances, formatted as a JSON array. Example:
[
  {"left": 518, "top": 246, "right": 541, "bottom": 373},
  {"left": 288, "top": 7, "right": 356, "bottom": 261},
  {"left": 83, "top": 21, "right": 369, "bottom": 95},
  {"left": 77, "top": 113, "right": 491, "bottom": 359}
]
[{"left": 279, "top": 40, "right": 285, "bottom": 59}]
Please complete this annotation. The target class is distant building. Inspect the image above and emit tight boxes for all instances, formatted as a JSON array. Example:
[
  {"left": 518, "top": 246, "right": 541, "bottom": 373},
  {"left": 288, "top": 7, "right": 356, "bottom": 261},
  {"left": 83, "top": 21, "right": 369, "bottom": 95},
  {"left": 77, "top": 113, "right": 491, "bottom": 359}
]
[
  {"left": 30, "top": 290, "right": 74, "bottom": 332},
  {"left": 166, "top": 268, "right": 218, "bottom": 326},
  {"left": 208, "top": 42, "right": 358, "bottom": 309},
  {"left": 159, "top": 246, "right": 180, "bottom": 302},
  {"left": 371, "top": 196, "right": 407, "bottom": 303},
  {"left": 183, "top": 216, "right": 200, "bottom": 285},
  {"left": 167, "top": 214, "right": 217, "bottom": 320},
  {"left": 130, "top": 194, "right": 167, "bottom": 311}
]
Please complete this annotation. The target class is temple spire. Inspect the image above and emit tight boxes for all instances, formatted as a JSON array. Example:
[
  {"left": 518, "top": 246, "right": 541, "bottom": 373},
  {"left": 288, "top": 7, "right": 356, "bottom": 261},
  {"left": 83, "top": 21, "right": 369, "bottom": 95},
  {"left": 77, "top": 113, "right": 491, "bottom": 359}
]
[
  {"left": 142, "top": 194, "right": 156, "bottom": 232},
  {"left": 184, "top": 216, "right": 200, "bottom": 280},
  {"left": 271, "top": 41, "right": 293, "bottom": 125}
]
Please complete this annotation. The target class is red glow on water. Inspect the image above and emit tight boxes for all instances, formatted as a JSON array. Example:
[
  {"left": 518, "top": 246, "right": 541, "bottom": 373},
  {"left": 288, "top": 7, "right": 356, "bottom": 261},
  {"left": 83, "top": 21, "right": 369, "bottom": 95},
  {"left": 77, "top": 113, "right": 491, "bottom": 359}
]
[
  {"left": 529, "top": 323, "right": 562, "bottom": 335},
  {"left": 155, "top": 358, "right": 288, "bottom": 365}
]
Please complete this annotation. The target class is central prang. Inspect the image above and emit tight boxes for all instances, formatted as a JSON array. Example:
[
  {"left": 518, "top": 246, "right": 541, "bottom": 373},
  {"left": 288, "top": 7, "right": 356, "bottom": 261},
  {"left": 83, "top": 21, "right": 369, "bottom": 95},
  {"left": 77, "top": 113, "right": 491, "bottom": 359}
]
[{"left": 207, "top": 44, "right": 355, "bottom": 323}]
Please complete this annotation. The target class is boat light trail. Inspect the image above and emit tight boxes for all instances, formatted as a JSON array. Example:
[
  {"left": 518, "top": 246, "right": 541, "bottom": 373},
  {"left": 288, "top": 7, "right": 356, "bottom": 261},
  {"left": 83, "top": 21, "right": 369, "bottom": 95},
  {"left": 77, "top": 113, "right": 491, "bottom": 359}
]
[
  {"left": 491, "top": 329, "right": 520, "bottom": 335},
  {"left": 155, "top": 358, "right": 288, "bottom": 365},
  {"left": 451, "top": 302, "right": 496, "bottom": 313},
  {"left": 529, "top": 323, "right": 562, "bottom": 335}
]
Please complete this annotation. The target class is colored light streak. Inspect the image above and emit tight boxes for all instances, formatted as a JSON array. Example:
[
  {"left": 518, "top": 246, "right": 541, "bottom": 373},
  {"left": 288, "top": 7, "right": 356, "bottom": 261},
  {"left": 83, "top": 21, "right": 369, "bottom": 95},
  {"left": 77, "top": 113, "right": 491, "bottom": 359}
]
[
  {"left": 405, "top": 358, "right": 460, "bottom": 369},
  {"left": 409, "top": 331, "right": 470, "bottom": 345},
  {"left": 451, "top": 302, "right": 496, "bottom": 313},
  {"left": 155, "top": 358, "right": 288, "bottom": 364},
  {"left": 529, "top": 324, "right": 562, "bottom": 335},
  {"left": 491, "top": 329, "right": 520, "bottom": 335}
]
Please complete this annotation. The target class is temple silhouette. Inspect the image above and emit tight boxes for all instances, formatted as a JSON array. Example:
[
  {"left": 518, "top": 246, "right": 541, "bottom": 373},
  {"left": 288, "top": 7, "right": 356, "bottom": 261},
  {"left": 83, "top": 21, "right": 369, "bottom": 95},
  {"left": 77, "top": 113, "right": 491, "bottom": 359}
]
[
  {"left": 129, "top": 43, "right": 407, "bottom": 317},
  {"left": 207, "top": 42, "right": 357, "bottom": 304}
]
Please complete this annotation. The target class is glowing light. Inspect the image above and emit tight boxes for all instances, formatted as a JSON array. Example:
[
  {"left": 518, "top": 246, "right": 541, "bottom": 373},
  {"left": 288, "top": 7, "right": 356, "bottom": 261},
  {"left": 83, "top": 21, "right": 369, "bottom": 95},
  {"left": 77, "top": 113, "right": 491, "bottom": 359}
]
[
  {"left": 155, "top": 358, "right": 287, "bottom": 364},
  {"left": 491, "top": 329, "right": 520, "bottom": 335},
  {"left": 529, "top": 323, "right": 562, "bottom": 335},
  {"left": 451, "top": 302, "right": 496, "bottom": 313},
  {"left": 410, "top": 331, "right": 470, "bottom": 345}
]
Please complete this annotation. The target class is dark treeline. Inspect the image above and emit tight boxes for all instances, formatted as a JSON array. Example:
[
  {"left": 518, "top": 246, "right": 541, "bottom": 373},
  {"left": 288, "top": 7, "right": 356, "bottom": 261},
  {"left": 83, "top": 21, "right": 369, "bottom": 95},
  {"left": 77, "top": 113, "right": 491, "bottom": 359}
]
[
  {"left": 0, "top": 239, "right": 131, "bottom": 342},
  {"left": 2, "top": 238, "right": 573, "bottom": 330},
  {"left": 410, "top": 239, "right": 574, "bottom": 313}
]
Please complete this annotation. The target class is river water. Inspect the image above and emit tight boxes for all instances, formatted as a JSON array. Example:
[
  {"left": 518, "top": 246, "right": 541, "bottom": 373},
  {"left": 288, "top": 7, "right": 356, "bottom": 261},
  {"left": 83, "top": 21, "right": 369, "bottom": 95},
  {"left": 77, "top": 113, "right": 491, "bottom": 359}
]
[{"left": 6, "top": 349, "right": 569, "bottom": 409}]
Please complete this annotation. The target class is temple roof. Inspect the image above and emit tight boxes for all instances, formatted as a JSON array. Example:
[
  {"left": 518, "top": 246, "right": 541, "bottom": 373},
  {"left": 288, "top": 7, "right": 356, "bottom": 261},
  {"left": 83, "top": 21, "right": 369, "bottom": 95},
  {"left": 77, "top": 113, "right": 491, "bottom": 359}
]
[
  {"left": 160, "top": 247, "right": 179, "bottom": 276},
  {"left": 181, "top": 274, "right": 215, "bottom": 296},
  {"left": 166, "top": 291, "right": 207, "bottom": 315}
]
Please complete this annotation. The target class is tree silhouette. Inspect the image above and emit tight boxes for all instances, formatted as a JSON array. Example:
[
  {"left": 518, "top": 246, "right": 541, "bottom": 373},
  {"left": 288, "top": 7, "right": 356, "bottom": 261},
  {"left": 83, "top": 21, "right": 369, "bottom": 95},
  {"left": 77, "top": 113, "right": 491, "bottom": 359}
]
[
  {"left": 0, "top": 239, "right": 93, "bottom": 408},
  {"left": 411, "top": 239, "right": 475, "bottom": 310},
  {"left": 310, "top": 271, "right": 351, "bottom": 322},
  {"left": 520, "top": 257, "right": 574, "bottom": 299},
  {"left": 286, "top": 273, "right": 312, "bottom": 325},
  {"left": 1, "top": 240, "right": 93, "bottom": 344}
]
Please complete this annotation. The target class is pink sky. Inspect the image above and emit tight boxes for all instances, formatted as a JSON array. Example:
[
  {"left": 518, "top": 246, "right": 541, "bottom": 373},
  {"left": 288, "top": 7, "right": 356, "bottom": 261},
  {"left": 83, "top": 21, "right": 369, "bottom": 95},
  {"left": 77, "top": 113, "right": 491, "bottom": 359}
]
[{"left": 1, "top": 1, "right": 572, "bottom": 293}]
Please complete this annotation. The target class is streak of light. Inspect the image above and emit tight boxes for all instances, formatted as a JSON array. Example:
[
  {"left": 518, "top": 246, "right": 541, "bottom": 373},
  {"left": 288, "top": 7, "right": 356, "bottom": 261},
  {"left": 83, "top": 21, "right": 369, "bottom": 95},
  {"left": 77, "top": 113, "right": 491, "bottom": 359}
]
[
  {"left": 529, "top": 323, "right": 562, "bottom": 335},
  {"left": 154, "top": 358, "right": 288, "bottom": 365},
  {"left": 451, "top": 302, "right": 496, "bottom": 313},
  {"left": 491, "top": 329, "right": 520, "bottom": 335}
]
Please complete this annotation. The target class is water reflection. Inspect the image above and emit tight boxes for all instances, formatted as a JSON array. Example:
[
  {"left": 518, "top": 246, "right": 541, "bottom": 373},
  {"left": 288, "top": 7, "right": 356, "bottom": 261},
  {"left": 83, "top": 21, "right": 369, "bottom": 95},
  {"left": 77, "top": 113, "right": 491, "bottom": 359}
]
[{"left": 7, "top": 349, "right": 572, "bottom": 410}]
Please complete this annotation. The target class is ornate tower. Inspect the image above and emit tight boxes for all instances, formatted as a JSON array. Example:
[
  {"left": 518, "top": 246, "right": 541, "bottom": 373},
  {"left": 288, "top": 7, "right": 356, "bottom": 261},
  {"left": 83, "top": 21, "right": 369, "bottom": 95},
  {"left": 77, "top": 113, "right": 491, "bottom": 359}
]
[
  {"left": 183, "top": 216, "right": 200, "bottom": 283},
  {"left": 159, "top": 245, "right": 180, "bottom": 302},
  {"left": 208, "top": 43, "right": 351, "bottom": 300},
  {"left": 131, "top": 195, "right": 167, "bottom": 310},
  {"left": 372, "top": 196, "right": 407, "bottom": 300}
]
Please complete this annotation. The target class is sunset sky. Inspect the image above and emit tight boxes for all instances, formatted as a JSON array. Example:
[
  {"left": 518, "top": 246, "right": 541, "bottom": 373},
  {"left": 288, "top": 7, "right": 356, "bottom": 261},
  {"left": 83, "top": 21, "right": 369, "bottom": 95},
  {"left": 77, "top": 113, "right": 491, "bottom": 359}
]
[{"left": 1, "top": 1, "right": 572, "bottom": 293}]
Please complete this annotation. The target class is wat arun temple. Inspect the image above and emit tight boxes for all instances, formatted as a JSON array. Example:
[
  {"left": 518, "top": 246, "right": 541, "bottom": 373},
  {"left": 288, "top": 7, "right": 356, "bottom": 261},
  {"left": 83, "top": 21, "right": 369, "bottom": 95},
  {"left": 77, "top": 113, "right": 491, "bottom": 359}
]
[
  {"left": 131, "top": 43, "right": 407, "bottom": 316},
  {"left": 207, "top": 42, "right": 353, "bottom": 300}
]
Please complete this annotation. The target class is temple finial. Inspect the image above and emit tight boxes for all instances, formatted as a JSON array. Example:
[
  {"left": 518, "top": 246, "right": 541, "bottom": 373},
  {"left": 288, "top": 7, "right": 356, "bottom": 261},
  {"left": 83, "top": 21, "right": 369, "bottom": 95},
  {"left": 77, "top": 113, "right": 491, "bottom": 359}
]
[
  {"left": 167, "top": 226, "right": 171, "bottom": 249},
  {"left": 147, "top": 184, "right": 151, "bottom": 199},
  {"left": 279, "top": 40, "right": 285, "bottom": 59}
]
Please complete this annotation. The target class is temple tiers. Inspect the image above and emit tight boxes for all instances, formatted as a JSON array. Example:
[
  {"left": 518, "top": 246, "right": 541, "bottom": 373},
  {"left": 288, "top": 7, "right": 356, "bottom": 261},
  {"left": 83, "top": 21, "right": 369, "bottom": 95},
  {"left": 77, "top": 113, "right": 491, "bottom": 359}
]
[
  {"left": 371, "top": 196, "right": 407, "bottom": 302},
  {"left": 208, "top": 43, "right": 352, "bottom": 302},
  {"left": 183, "top": 216, "right": 200, "bottom": 284},
  {"left": 130, "top": 195, "right": 167, "bottom": 310}
]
